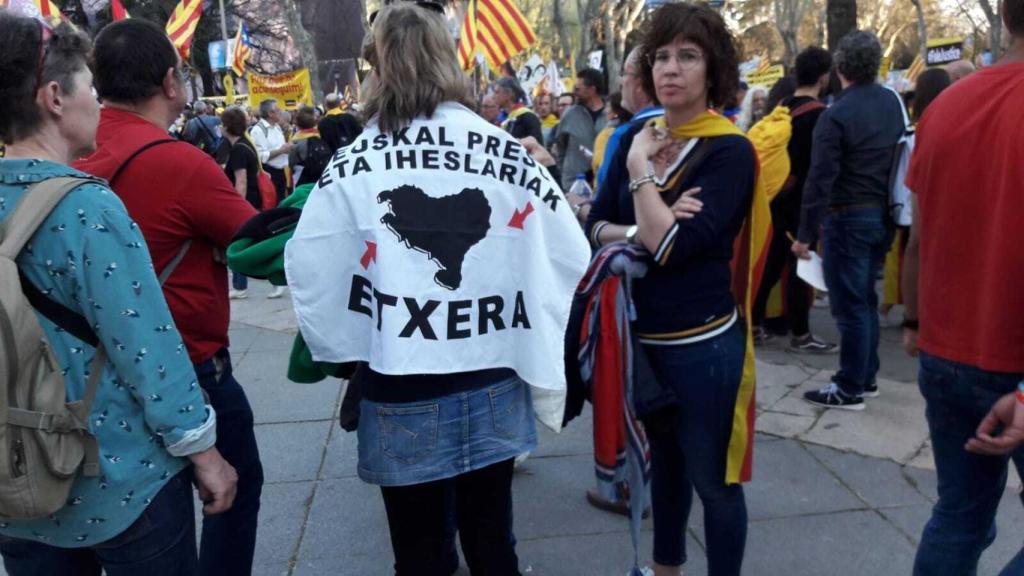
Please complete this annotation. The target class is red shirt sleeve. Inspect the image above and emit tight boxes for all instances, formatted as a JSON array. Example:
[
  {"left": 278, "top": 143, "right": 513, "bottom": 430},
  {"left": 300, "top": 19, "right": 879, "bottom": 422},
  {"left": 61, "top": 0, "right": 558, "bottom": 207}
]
[{"left": 181, "top": 156, "right": 258, "bottom": 248}]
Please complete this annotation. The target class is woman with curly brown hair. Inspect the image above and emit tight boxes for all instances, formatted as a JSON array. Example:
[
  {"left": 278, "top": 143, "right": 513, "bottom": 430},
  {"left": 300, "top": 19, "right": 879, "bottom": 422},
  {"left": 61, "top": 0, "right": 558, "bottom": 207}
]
[{"left": 587, "top": 3, "right": 768, "bottom": 574}]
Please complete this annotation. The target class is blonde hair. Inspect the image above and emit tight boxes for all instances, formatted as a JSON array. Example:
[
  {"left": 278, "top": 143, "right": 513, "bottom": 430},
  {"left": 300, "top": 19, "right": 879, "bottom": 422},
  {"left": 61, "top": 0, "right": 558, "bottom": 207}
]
[{"left": 362, "top": 4, "right": 472, "bottom": 132}]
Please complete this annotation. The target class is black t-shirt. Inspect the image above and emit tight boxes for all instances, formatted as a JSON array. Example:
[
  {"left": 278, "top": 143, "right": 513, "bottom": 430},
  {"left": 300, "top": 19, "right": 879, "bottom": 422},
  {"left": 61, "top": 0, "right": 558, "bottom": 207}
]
[
  {"left": 775, "top": 95, "right": 825, "bottom": 227},
  {"left": 225, "top": 140, "right": 262, "bottom": 210}
]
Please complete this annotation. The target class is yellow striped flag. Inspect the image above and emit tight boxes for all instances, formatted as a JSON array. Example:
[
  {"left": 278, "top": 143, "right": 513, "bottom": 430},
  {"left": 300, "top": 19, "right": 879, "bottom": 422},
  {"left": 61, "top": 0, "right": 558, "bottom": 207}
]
[
  {"left": 756, "top": 55, "right": 771, "bottom": 74},
  {"left": 165, "top": 0, "right": 203, "bottom": 60},
  {"left": 473, "top": 0, "right": 536, "bottom": 71},
  {"left": 457, "top": 0, "right": 478, "bottom": 71}
]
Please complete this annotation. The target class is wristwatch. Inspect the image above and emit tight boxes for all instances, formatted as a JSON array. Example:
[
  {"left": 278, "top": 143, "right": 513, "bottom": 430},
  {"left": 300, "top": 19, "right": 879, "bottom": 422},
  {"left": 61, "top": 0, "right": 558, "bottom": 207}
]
[{"left": 625, "top": 225, "right": 639, "bottom": 244}]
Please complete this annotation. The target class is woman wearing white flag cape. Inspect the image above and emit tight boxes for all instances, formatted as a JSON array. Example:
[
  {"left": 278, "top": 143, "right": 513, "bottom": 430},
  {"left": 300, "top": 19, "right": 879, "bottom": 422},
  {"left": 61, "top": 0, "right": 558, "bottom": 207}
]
[{"left": 284, "top": 4, "right": 590, "bottom": 574}]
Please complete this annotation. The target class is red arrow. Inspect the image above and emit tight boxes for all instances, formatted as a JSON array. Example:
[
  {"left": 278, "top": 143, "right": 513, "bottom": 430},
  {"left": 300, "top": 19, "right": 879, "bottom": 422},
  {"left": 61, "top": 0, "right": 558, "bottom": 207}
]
[
  {"left": 360, "top": 241, "right": 377, "bottom": 269},
  {"left": 508, "top": 202, "right": 535, "bottom": 229}
]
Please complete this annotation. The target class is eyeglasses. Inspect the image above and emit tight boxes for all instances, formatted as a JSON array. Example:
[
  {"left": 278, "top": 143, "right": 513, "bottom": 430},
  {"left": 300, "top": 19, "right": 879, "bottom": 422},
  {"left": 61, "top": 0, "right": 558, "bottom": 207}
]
[
  {"left": 368, "top": 0, "right": 445, "bottom": 25},
  {"left": 34, "top": 21, "right": 54, "bottom": 94},
  {"left": 647, "top": 48, "right": 704, "bottom": 70}
]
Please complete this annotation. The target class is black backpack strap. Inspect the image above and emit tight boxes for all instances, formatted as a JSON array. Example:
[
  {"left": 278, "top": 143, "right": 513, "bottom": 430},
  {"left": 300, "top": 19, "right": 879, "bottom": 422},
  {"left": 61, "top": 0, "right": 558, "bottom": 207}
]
[
  {"left": 19, "top": 274, "right": 99, "bottom": 347},
  {"left": 108, "top": 139, "right": 177, "bottom": 186}
]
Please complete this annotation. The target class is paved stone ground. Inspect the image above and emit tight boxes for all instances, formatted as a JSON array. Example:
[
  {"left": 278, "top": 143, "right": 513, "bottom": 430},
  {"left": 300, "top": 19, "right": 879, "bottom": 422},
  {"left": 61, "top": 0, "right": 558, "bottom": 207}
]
[{"left": 11, "top": 282, "right": 1018, "bottom": 576}]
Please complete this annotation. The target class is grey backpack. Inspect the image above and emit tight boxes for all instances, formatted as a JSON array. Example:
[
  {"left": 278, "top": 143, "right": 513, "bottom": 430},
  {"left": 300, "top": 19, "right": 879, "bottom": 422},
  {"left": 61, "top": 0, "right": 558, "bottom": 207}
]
[{"left": 0, "top": 176, "right": 192, "bottom": 520}]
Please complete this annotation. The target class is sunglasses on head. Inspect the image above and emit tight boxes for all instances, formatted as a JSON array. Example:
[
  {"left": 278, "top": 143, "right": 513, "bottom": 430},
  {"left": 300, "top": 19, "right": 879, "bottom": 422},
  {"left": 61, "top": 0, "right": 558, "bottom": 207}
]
[{"left": 368, "top": 0, "right": 445, "bottom": 25}]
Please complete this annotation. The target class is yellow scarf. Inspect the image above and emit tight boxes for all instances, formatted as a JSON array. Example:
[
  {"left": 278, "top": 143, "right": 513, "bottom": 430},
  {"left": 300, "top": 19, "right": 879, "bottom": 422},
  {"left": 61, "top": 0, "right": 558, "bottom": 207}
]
[
  {"left": 541, "top": 114, "right": 559, "bottom": 130},
  {"left": 500, "top": 105, "right": 536, "bottom": 130},
  {"left": 655, "top": 111, "right": 772, "bottom": 484}
]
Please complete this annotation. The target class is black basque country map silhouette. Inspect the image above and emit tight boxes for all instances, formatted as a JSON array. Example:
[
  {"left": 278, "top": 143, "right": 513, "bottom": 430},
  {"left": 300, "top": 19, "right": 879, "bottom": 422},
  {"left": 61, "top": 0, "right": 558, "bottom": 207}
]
[{"left": 378, "top": 185, "right": 492, "bottom": 290}]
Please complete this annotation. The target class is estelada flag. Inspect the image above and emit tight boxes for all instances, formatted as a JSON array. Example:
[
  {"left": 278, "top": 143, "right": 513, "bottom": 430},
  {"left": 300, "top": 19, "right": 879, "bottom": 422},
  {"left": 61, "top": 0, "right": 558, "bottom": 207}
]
[
  {"left": 230, "top": 22, "right": 252, "bottom": 77},
  {"left": 165, "top": 0, "right": 202, "bottom": 60}
]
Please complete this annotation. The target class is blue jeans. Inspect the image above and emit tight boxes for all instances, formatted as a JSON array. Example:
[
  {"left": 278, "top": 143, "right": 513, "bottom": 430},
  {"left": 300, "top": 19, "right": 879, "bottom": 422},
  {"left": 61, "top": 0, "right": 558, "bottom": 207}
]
[
  {"left": 643, "top": 322, "right": 747, "bottom": 576},
  {"left": 821, "top": 207, "right": 892, "bottom": 396},
  {"left": 0, "top": 470, "right": 197, "bottom": 576},
  {"left": 194, "top": 349, "right": 264, "bottom": 576},
  {"left": 231, "top": 271, "right": 247, "bottom": 291},
  {"left": 914, "top": 352, "right": 1024, "bottom": 576}
]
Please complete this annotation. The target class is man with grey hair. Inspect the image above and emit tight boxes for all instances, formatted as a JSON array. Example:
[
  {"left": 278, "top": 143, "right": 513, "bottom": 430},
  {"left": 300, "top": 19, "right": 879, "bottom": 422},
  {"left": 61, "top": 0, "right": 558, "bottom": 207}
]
[
  {"left": 250, "top": 98, "right": 292, "bottom": 203},
  {"left": 183, "top": 100, "right": 223, "bottom": 158},
  {"left": 793, "top": 30, "right": 904, "bottom": 410},
  {"left": 493, "top": 77, "right": 544, "bottom": 142},
  {"left": 318, "top": 92, "right": 363, "bottom": 153}
]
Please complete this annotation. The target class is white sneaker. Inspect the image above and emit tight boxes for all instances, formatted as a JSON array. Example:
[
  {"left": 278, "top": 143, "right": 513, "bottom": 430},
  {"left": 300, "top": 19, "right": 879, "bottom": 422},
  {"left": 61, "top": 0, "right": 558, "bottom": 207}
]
[
  {"left": 228, "top": 289, "right": 248, "bottom": 300},
  {"left": 267, "top": 286, "right": 287, "bottom": 299}
]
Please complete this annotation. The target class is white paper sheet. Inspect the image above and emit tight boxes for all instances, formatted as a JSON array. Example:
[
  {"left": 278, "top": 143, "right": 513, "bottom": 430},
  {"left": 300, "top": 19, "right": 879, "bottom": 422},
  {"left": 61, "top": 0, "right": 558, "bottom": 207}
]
[{"left": 797, "top": 251, "right": 828, "bottom": 292}]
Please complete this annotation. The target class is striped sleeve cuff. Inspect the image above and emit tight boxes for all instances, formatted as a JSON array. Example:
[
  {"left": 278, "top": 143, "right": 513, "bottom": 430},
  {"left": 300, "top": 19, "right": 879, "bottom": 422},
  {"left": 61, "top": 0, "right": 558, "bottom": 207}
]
[{"left": 654, "top": 223, "right": 679, "bottom": 265}]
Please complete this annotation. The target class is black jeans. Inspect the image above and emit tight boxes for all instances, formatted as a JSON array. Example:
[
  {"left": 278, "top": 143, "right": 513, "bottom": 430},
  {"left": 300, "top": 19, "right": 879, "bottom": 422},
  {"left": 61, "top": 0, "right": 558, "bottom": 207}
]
[
  {"left": 753, "top": 201, "right": 812, "bottom": 336},
  {"left": 380, "top": 459, "right": 520, "bottom": 576},
  {"left": 264, "top": 166, "right": 287, "bottom": 204},
  {"left": 0, "top": 470, "right": 197, "bottom": 576},
  {"left": 194, "top": 349, "right": 264, "bottom": 576}
]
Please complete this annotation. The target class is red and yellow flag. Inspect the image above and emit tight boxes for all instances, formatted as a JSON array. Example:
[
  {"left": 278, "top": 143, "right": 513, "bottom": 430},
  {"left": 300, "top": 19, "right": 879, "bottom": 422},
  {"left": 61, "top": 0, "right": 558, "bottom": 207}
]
[
  {"left": 457, "top": 0, "right": 478, "bottom": 71},
  {"left": 165, "top": 0, "right": 202, "bottom": 60},
  {"left": 458, "top": 0, "right": 535, "bottom": 72},
  {"left": 111, "top": 0, "right": 129, "bottom": 21}
]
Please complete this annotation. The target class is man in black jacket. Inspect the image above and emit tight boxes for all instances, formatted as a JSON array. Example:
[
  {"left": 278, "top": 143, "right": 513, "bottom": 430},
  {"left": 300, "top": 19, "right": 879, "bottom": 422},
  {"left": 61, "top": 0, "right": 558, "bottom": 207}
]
[{"left": 793, "top": 31, "right": 904, "bottom": 411}]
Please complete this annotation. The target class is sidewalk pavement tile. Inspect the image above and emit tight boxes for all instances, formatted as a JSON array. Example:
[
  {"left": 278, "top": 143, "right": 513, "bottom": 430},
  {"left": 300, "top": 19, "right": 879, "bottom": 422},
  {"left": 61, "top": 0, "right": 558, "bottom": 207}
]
[
  {"left": 320, "top": 420, "right": 360, "bottom": 480},
  {"left": 517, "top": 531, "right": 707, "bottom": 575},
  {"left": 766, "top": 394, "right": 821, "bottom": 417},
  {"left": 510, "top": 454, "right": 643, "bottom": 540},
  {"left": 297, "top": 477, "right": 391, "bottom": 563},
  {"left": 806, "top": 445, "right": 931, "bottom": 509},
  {"left": 234, "top": 359, "right": 342, "bottom": 425},
  {"left": 745, "top": 440, "right": 863, "bottom": 520},
  {"left": 253, "top": 562, "right": 291, "bottom": 576},
  {"left": 800, "top": 379, "right": 928, "bottom": 463},
  {"left": 756, "top": 411, "right": 817, "bottom": 438},
  {"left": 255, "top": 421, "right": 333, "bottom": 484},
  {"left": 532, "top": 407, "right": 594, "bottom": 458},
  {"left": 755, "top": 360, "right": 816, "bottom": 410},
  {"left": 745, "top": 510, "right": 916, "bottom": 575},
  {"left": 249, "top": 482, "right": 316, "bottom": 566}
]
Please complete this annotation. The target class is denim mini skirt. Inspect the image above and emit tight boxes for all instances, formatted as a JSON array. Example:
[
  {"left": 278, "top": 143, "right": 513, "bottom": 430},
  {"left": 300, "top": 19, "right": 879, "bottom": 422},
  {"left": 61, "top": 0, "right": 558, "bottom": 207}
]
[{"left": 357, "top": 376, "right": 538, "bottom": 486}]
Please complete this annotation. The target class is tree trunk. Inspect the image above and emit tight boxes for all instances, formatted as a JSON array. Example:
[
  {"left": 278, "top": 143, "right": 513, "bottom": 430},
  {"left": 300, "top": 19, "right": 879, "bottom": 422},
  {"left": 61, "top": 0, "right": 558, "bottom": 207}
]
[
  {"left": 826, "top": 0, "right": 857, "bottom": 51},
  {"left": 977, "top": 0, "right": 1002, "bottom": 58},
  {"left": 280, "top": 0, "right": 322, "bottom": 101},
  {"left": 552, "top": 0, "right": 572, "bottom": 63},
  {"left": 910, "top": 0, "right": 927, "bottom": 58},
  {"left": 604, "top": 14, "right": 619, "bottom": 91}
]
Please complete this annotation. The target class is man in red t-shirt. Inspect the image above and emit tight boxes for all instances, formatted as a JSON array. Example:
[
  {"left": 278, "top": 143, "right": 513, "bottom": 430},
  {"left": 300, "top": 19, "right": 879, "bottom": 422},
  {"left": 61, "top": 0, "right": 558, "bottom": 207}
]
[
  {"left": 73, "top": 20, "right": 262, "bottom": 576},
  {"left": 902, "top": 2, "right": 1024, "bottom": 573}
]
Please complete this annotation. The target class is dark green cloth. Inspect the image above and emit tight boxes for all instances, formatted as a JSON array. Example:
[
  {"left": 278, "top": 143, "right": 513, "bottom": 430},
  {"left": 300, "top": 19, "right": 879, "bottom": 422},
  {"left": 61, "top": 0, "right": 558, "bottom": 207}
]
[{"left": 228, "top": 183, "right": 345, "bottom": 383}]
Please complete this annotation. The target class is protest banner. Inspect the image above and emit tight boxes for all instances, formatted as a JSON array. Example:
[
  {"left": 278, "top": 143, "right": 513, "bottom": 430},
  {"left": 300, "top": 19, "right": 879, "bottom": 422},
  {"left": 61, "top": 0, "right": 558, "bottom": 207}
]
[{"left": 248, "top": 68, "right": 314, "bottom": 110}]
